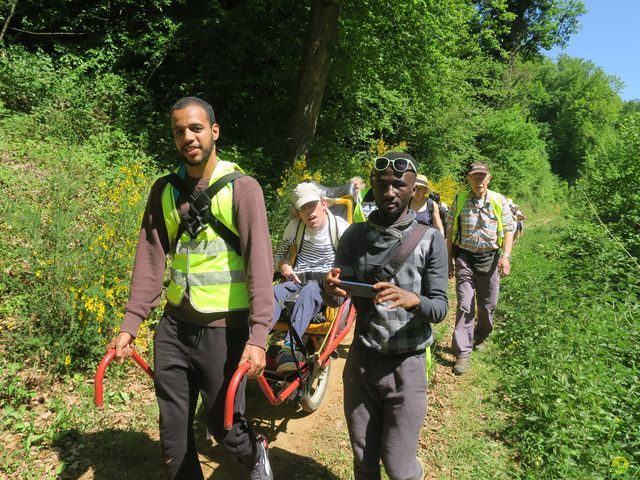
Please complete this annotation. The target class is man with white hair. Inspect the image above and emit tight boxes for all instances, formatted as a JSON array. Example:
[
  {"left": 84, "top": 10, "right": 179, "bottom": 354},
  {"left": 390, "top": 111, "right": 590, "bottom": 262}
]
[{"left": 447, "top": 162, "right": 515, "bottom": 375}]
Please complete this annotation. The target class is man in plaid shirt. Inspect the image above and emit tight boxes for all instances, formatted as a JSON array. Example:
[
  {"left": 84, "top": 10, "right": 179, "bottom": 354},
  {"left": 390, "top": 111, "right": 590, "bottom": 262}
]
[
  {"left": 446, "top": 162, "right": 515, "bottom": 375},
  {"left": 323, "top": 152, "right": 448, "bottom": 480}
]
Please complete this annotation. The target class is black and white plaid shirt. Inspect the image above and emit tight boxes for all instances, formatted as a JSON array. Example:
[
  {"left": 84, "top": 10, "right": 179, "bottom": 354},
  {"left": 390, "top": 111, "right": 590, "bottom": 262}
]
[{"left": 326, "top": 210, "right": 449, "bottom": 354}]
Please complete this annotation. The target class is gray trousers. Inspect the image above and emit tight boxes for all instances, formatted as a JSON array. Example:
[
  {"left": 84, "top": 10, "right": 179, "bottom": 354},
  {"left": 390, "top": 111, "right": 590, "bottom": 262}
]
[
  {"left": 343, "top": 344, "right": 427, "bottom": 480},
  {"left": 451, "top": 253, "right": 500, "bottom": 358},
  {"left": 154, "top": 314, "right": 257, "bottom": 480}
]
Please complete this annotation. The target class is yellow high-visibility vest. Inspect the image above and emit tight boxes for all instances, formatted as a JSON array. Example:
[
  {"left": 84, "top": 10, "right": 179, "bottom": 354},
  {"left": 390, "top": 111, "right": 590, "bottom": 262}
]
[
  {"left": 161, "top": 160, "right": 249, "bottom": 313},
  {"left": 452, "top": 190, "right": 504, "bottom": 248}
]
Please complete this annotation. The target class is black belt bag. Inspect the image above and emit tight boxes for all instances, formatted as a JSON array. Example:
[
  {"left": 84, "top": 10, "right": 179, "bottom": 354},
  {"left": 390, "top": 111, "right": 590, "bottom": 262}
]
[{"left": 457, "top": 248, "right": 499, "bottom": 275}]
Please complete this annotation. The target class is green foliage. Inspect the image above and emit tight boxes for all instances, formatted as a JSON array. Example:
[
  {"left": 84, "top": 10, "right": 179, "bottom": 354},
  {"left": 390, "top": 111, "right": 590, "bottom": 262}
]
[
  {"left": 0, "top": 110, "right": 160, "bottom": 371},
  {"left": 475, "top": 105, "right": 562, "bottom": 207},
  {"left": 0, "top": 362, "right": 36, "bottom": 408},
  {"left": 318, "top": 0, "right": 481, "bottom": 177},
  {"left": 577, "top": 113, "right": 640, "bottom": 258},
  {"left": 473, "top": 0, "right": 586, "bottom": 60},
  {"left": 534, "top": 55, "right": 623, "bottom": 181},
  {"left": 0, "top": 45, "right": 151, "bottom": 141},
  {"left": 0, "top": 45, "right": 55, "bottom": 113},
  {"left": 622, "top": 100, "right": 640, "bottom": 114},
  {"left": 493, "top": 220, "right": 640, "bottom": 478},
  {"left": 0, "top": 45, "right": 167, "bottom": 371}
]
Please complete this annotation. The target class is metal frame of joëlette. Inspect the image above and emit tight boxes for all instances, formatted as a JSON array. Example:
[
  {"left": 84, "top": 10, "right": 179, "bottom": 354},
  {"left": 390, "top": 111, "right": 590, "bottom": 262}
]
[
  {"left": 224, "top": 301, "right": 355, "bottom": 430},
  {"left": 94, "top": 348, "right": 154, "bottom": 408},
  {"left": 94, "top": 301, "right": 355, "bottom": 426}
]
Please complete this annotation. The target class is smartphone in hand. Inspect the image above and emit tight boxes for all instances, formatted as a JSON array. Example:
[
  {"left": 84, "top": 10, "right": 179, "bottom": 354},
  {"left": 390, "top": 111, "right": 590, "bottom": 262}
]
[{"left": 339, "top": 280, "right": 377, "bottom": 298}]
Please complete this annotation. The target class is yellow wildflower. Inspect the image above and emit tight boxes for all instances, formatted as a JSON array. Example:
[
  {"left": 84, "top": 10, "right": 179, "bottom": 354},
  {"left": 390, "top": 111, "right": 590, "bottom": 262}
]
[{"left": 611, "top": 456, "right": 629, "bottom": 475}]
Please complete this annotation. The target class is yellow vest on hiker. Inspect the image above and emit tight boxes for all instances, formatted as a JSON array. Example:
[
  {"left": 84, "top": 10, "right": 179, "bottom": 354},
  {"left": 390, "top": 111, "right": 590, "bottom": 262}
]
[
  {"left": 452, "top": 190, "right": 505, "bottom": 248},
  {"left": 161, "top": 160, "right": 249, "bottom": 313}
]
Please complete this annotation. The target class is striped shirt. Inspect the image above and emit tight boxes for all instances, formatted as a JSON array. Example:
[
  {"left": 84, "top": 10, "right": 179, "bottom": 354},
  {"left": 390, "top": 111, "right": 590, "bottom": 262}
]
[
  {"left": 275, "top": 215, "right": 350, "bottom": 273},
  {"left": 446, "top": 189, "right": 515, "bottom": 253}
]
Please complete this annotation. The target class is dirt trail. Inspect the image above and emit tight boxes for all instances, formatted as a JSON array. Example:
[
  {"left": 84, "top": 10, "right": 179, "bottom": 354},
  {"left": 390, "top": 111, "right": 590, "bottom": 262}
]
[
  {"left": 24, "top": 300, "right": 461, "bottom": 480},
  {"left": 195, "top": 304, "right": 462, "bottom": 480}
]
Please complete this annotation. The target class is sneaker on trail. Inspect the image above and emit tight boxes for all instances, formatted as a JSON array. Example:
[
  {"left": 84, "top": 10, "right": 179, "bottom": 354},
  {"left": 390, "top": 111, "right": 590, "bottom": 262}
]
[
  {"left": 276, "top": 346, "right": 304, "bottom": 373},
  {"left": 453, "top": 356, "right": 471, "bottom": 375},
  {"left": 250, "top": 435, "right": 273, "bottom": 480}
]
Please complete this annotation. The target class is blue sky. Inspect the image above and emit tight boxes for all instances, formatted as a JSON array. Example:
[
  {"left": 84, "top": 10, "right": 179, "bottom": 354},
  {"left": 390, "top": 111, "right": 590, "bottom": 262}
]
[{"left": 545, "top": 0, "right": 640, "bottom": 101}]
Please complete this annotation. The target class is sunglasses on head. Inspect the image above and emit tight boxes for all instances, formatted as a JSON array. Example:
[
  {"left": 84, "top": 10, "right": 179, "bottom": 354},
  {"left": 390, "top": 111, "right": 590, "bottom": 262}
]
[{"left": 374, "top": 156, "right": 417, "bottom": 173}]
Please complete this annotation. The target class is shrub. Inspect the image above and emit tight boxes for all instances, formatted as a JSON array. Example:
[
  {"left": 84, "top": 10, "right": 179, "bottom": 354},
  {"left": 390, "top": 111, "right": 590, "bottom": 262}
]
[
  {"left": 578, "top": 113, "right": 640, "bottom": 258},
  {"left": 0, "top": 120, "right": 160, "bottom": 372},
  {"left": 493, "top": 219, "right": 640, "bottom": 478}
]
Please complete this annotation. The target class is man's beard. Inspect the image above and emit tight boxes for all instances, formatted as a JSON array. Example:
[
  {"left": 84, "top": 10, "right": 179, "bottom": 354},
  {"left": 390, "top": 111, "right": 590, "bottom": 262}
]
[{"left": 184, "top": 142, "right": 215, "bottom": 167}]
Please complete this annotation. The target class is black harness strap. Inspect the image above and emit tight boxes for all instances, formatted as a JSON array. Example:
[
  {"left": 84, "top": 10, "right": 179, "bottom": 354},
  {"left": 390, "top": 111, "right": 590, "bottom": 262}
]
[
  {"left": 374, "top": 224, "right": 429, "bottom": 282},
  {"left": 166, "top": 171, "right": 247, "bottom": 256}
]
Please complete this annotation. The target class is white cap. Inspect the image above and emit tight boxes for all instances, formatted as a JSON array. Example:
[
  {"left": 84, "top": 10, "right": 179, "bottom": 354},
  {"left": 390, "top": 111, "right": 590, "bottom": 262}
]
[{"left": 292, "top": 182, "right": 323, "bottom": 210}]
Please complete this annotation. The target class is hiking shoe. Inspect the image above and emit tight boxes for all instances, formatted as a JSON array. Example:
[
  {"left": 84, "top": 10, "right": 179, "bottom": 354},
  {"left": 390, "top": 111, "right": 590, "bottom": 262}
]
[
  {"left": 453, "top": 356, "right": 471, "bottom": 375},
  {"left": 249, "top": 435, "right": 273, "bottom": 480},
  {"left": 275, "top": 346, "right": 304, "bottom": 373},
  {"left": 473, "top": 341, "right": 487, "bottom": 352}
]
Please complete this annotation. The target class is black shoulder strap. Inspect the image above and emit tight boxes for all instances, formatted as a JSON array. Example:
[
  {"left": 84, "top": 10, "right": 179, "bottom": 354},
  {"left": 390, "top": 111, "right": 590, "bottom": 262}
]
[
  {"left": 374, "top": 224, "right": 430, "bottom": 282},
  {"left": 166, "top": 171, "right": 247, "bottom": 256},
  {"left": 453, "top": 193, "right": 462, "bottom": 247}
]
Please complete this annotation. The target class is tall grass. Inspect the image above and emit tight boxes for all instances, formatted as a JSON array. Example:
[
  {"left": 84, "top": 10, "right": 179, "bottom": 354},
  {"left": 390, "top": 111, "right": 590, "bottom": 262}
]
[
  {"left": 0, "top": 120, "right": 160, "bottom": 372},
  {"left": 492, "top": 219, "right": 639, "bottom": 479}
]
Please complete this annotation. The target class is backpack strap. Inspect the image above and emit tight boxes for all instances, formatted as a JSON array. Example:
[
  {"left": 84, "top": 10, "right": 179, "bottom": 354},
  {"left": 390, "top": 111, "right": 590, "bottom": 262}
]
[
  {"left": 166, "top": 171, "right": 247, "bottom": 256},
  {"left": 327, "top": 210, "right": 340, "bottom": 251},
  {"left": 374, "top": 224, "right": 430, "bottom": 282},
  {"left": 286, "top": 219, "right": 306, "bottom": 269}
]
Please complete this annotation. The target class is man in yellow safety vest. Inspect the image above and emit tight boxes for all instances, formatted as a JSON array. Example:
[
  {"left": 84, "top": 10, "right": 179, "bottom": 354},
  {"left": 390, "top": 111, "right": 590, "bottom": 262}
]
[
  {"left": 446, "top": 162, "right": 515, "bottom": 375},
  {"left": 107, "top": 97, "right": 275, "bottom": 479}
]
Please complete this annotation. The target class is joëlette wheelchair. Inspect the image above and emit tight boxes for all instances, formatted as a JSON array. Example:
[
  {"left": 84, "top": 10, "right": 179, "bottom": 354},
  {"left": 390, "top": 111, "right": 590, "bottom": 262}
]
[
  {"left": 223, "top": 182, "right": 360, "bottom": 428},
  {"left": 94, "top": 182, "right": 362, "bottom": 428}
]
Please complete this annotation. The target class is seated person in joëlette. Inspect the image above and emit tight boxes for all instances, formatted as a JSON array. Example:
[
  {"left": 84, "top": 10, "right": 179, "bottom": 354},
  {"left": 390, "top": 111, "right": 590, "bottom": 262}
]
[{"left": 270, "top": 182, "right": 350, "bottom": 372}]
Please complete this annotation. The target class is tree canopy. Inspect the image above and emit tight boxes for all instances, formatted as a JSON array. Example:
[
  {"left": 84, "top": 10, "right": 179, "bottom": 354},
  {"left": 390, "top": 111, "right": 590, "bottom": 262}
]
[{"left": 1, "top": 0, "right": 631, "bottom": 202}]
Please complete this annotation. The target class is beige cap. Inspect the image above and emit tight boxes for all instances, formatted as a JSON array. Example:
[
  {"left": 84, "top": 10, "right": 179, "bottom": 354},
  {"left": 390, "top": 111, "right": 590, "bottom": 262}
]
[
  {"left": 292, "top": 182, "right": 323, "bottom": 210},
  {"left": 415, "top": 174, "right": 429, "bottom": 189}
]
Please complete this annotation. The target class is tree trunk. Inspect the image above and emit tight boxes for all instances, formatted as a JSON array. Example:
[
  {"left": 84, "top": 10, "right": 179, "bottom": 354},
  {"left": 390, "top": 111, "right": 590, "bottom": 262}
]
[
  {"left": 286, "top": 0, "right": 340, "bottom": 164},
  {"left": 0, "top": 0, "right": 19, "bottom": 45}
]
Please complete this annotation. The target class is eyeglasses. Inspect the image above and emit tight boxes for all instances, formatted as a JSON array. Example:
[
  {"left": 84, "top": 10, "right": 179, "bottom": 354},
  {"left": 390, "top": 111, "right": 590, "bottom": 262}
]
[{"left": 374, "top": 156, "right": 417, "bottom": 173}]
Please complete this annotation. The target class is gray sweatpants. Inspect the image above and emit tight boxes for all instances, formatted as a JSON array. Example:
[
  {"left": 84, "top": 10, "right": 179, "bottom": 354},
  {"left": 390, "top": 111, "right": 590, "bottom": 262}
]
[
  {"left": 343, "top": 343, "right": 427, "bottom": 480},
  {"left": 451, "top": 253, "right": 500, "bottom": 358}
]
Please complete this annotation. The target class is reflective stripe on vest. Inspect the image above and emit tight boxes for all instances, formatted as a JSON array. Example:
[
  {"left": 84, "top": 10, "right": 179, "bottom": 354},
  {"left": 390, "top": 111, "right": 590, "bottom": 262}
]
[
  {"left": 161, "top": 160, "right": 249, "bottom": 313},
  {"left": 452, "top": 190, "right": 504, "bottom": 248}
]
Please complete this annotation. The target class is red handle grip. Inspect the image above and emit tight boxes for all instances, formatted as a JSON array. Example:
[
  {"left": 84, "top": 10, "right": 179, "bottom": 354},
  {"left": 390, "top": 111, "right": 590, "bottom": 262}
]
[
  {"left": 224, "top": 361, "right": 251, "bottom": 430},
  {"left": 94, "top": 348, "right": 154, "bottom": 408}
]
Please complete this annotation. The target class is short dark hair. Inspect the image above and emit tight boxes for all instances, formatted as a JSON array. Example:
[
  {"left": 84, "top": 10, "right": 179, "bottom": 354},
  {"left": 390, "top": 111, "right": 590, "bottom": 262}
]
[{"left": 170, "top": 96, "right": 216, "bottom": 125}]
